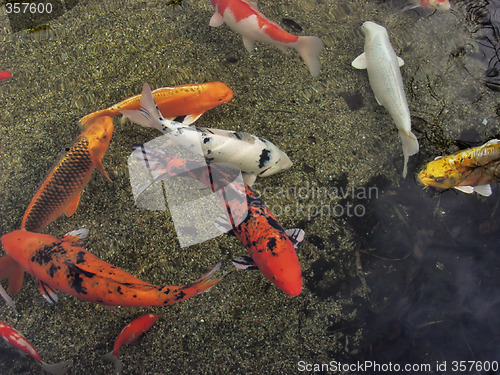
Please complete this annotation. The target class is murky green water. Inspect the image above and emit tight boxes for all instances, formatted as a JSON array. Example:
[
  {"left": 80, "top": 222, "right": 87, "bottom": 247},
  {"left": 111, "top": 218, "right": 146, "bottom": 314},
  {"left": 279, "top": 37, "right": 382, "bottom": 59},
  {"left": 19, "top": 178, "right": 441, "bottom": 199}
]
[{"left": 0, "top": 0, "right": 499, "bottom": 374}]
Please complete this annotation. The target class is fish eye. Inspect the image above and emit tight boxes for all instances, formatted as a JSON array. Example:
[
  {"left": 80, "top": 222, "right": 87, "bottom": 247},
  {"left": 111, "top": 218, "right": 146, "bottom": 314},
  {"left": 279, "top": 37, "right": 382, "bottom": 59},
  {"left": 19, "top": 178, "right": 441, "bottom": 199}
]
[{"left": 434, "top": 177, "right": 445, "bottom": 183}]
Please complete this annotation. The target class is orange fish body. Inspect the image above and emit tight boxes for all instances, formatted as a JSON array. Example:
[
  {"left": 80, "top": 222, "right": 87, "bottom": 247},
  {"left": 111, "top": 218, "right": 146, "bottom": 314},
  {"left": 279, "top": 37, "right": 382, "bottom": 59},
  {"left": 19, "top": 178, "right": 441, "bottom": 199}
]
[
  {"left": 0, "top": 229, "right": 222, "bottom": 308},
  {"left": 102, "top": 313, "right": 158, "bottom": 373},
  {"left": 21, "top": 116, "right": 113, "bottom": 233},
  {"left": 0, "top": 321, "right": 73, "bottom": 374},
  {"left": 79, "top": 82, "right": 233, "bottom": 128},
  {"left": 133, "top": 145, "right": 304, "bottom": 296}
]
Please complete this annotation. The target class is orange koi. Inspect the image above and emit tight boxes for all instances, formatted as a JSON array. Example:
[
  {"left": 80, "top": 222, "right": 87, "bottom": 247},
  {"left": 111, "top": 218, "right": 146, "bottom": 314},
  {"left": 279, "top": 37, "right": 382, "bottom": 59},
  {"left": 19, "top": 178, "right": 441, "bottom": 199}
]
[
  {"left": 133, "top": 145, "right": 305, "bottom": 296},
  {"left": 102, "top": 313, "right": 158, "bottom": 373},
  {"left": 21, "top": 115, "right": 113, "bottom": 233},
  {"left": 0, "top": 321, "right": 73, "bottom": 374},
  {"left": 79, "top": 82, "right": 233, "bottom": 128},
  {"left": 0, "top": 229, "right": 223, "bottom": 308}
]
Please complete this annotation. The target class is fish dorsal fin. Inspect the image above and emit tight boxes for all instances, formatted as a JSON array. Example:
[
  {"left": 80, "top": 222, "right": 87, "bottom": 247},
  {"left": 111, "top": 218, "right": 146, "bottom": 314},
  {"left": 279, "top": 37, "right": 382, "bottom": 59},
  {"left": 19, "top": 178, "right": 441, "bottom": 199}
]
[
  {"left": 397, "top": 56, "right": 404, "bottom": 67},
  {"left": 454, "top": 185, "right": 474, "bottom": 194},
  {"left": 64, "top": 193, "right": 81, "bottom": 217},
  {"left": 474, "top": 184, "right": 492, "bottom": 196},
  {"left": 352, "top": 53, "right": 367, "bottom": 69},
  {"left": 209, "top": 12, "right": 225, "bottom": 27},
  {"left": 285, "top": 228, "right": 305, "bottom": 250},
  {"left": 62, "top": 228, "right": 89, "bottom": 245}
]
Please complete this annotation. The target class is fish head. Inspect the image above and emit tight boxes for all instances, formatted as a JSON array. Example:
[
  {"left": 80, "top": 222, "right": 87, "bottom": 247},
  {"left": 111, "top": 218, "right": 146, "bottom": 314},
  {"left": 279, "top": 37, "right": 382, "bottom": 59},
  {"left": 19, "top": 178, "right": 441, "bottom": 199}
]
[
  {"left": 259, "top": 153, "right": 293, "bottom": 177},
  {"left": 360, "top": 21, "right": 387, "bottom": 43},
  {"left": 204, "top": 82, "right": 233, "bottom": 108},
  {"left": 417, "top": 157, "right": 460, "bottom": 189},
  {"left": 1, "top": 230, "right": 55, "bottom": 264},
  {"left": 430, "top": 0, "right": 451, "bottom": 10},
  {"left": 256, "top": 237, "right": 303, "bottom": 297},
  {"left": 83, "top": 115, "right": 114, "bottom": 159}
]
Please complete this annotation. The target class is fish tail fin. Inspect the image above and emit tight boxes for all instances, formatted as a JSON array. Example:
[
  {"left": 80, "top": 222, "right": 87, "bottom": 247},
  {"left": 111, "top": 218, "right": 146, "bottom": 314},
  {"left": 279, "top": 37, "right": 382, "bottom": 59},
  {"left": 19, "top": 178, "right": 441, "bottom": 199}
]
[
  {"left": 162, "top": 263, "right": 226, "bottom": 305},
  {"left": 102, "top": 351, "right": 123, "bottom": 373},
  {"left": 40, "top": 360, "right": 73, "bottom": 375},
  {"left": 399, "top": 129, "right": 419, "bottom": 178},
  {"left": 296, "top": 36, "right": 324, "bottom": 77},
  {"left": 120, "top": 83, "right": 180, "bottom": 133}
]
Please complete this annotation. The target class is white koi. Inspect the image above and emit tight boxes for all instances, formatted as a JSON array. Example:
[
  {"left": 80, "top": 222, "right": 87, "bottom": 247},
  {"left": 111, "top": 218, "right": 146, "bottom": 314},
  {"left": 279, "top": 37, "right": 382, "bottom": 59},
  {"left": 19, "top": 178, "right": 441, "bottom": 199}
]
[
  {"left": 352, "top": 21, "right": 419, "bottom": 178},
  {"left": 121, "top": 83, "right": 292, "bottom": 186}
]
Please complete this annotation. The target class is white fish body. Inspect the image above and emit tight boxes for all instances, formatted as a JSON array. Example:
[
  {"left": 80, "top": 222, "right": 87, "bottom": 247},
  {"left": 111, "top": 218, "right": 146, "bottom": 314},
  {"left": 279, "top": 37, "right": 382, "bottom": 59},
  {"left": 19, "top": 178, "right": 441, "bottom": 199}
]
[
  {"left": 121, "top": 83, "right": 292, "bottom": 186},
  {"left": 352, "top": 21, "right": 419, "bottom": 177}
]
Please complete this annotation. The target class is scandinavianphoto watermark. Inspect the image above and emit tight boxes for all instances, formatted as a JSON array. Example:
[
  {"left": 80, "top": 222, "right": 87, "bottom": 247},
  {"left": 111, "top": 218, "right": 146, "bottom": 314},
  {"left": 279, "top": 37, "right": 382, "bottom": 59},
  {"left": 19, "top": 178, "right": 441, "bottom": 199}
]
[{"left": 252, "top": 181, "right": 379, "bottom": 220}]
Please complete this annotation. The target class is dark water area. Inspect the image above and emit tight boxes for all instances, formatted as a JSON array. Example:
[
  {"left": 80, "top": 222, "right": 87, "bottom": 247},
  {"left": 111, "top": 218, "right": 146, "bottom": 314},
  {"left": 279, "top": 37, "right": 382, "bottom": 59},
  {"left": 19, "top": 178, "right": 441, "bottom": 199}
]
[{"left": 1, "top": 0, "right": 500, "bottom": 374}]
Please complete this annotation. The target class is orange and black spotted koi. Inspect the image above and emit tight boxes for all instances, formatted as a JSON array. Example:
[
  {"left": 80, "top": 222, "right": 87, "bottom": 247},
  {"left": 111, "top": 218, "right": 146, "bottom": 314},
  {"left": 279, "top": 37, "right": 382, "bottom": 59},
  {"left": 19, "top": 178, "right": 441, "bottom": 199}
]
[
  {"left": 0, "top": 229, "right": 223, "bottom": 308},
  {"left": 21, "top": 116, "right": 114, "bottom": 233},
  {"left": 133, "top": 144, "right": 305, "bottom": 296}
]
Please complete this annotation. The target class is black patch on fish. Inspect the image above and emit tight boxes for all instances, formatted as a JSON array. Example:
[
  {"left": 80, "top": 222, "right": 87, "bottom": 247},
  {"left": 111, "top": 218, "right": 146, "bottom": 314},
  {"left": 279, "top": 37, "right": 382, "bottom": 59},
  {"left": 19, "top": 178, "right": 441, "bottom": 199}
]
[
  {"left": 266, "top": 215, "right": 284, "bottom": 233},
  {"left": 116, "top": 286, "right": 123, "bottom": 295},
  {"left": 48, "top": 264, "right": 59, "bottom": 277},
  {"left": 64, "top": 262, "right": 95, "bottom": 295},
  {"left": 75, "top": 251, "right": 86, "bottom": 264},
  {"left": 267, "top": 237, "right": 278, "bottom": 253},
  {"left": 175, "top": 290, "right": 187, "bottom": 301},
  {"left": 203, "top": 137, "right": 211, "bottom": 144},
  {"left": 258, "top": 149, "right": 271, "bottom": 169},
  {"left": 232, "top": 131, "right": 242, "bottom": 140},
  {"left": 31, "top": 243, "right": 66, "bottom": 265}
]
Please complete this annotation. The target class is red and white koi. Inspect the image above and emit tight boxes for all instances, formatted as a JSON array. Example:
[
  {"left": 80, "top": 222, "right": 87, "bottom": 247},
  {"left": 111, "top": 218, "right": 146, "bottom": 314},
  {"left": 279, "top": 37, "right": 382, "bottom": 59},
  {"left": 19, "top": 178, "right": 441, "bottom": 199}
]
[
  {"left": 418, "top": 139, "right": 500, "bottom": 196},
  {"left": 122, "top": 83, "right": 292, "bottom": 186},
  {"left": 133, "top": 145, "right": 305, "bottom": 296},
  {"left": 0, "top": 70, "right": 12, "bottom": 81},
  {"left": 0, "top": 321, "right": 72, "bottom": 374},
  {"left": 102, "top": 313, "right": 158, "bottom": 373},
  {"left": 209, "top": 0, "right": 323, "bottom": 76}
]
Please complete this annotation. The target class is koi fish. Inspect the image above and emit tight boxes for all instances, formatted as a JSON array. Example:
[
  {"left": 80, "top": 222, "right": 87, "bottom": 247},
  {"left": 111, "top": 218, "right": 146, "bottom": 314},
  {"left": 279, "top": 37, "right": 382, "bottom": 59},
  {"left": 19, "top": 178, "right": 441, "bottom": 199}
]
[
  {"left": 133, "top": 145, "right": 305, "bottom": 296},
  {"left": 21, "top": 115, "right": 113, "bottom": 233},
  {"left": 0, "top": 321, "right": 73, "bottom": 374},
  {"left": 122, "top": 82, "right": 292, "bottom": 186},
  {"left": 102, "top": 313, "right": 158, "bottom": 373},
  {"left": 352, "top": 21, "right": 419, "bottom": 178},
  {"left": 0, "top": 228, "right": 224, "bottom": 308},
  {"left": 418, "top": 139, "right": 500, "bottom": 197},
  {"left": 0, "top": 70, "right": 12, "bottom": 81},
  {"left": 209, "top": 0, "right": 324, "bottom": 77},
  {"left": 404, "top": 0, "right": 451, "bottom": 11},
  {"left": 79, "top": 81, "right": 233, "bottom": 128}
]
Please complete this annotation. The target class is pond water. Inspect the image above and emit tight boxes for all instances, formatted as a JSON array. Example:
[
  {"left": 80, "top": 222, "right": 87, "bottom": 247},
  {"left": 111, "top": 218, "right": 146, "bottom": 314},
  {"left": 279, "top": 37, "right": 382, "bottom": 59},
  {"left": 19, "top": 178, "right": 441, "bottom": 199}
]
[{"left": 0, "top": 0, "right": 499, "bottom": 374}]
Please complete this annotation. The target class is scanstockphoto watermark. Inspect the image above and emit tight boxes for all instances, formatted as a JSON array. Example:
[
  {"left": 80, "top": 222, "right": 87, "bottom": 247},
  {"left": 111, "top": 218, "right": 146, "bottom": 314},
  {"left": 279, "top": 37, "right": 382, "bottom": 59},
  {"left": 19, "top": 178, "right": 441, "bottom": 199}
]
[{"left": 252, "top": 181, "right": 379, "bottom": 220}]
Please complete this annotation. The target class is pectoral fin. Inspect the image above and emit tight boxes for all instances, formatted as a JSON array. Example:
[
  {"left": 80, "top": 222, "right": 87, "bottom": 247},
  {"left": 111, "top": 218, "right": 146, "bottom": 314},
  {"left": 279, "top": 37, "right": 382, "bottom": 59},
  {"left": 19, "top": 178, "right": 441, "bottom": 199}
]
[
  {"left": 96, "top": 159, "right": 112, "bottom": 182},
  {"left": 182, "top": 113, "right": 203, "bottom": 125},
  {"left": 397, "top": 56, "right": 404, "bottom": 67},
  {"left": 232, "top": 256, "right": 258, "bottom": 270},
  {"left": 210, "top": 13, "right": 225, "bottom": 27},
  {"left": 351, "top": 53, "right": 367, "bottom": 69},
  {"left": 37, "top": 279, "right": 58, "bottom": 305},
  {"left": 65, "top": 193, "right": 81, "bottom": 216},
  {"left": 473, "top": 184, "right": 492, "bottom": 197},
  {"left": 243, "top": 37, "right": 255, "bottom": 53},
  {"left": 454, "top": 186, "right": 474, "bottom": 194},
  {"left": 285, "top": 228, "right": 306, "bottom": 250}
]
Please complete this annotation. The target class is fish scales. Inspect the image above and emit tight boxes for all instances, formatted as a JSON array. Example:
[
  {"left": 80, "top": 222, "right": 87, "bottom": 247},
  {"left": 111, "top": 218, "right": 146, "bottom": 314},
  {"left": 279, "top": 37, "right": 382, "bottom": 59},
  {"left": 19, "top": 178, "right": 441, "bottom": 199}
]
[{"left": 22, "top": 138, "right": 93, "bottom": 232}]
